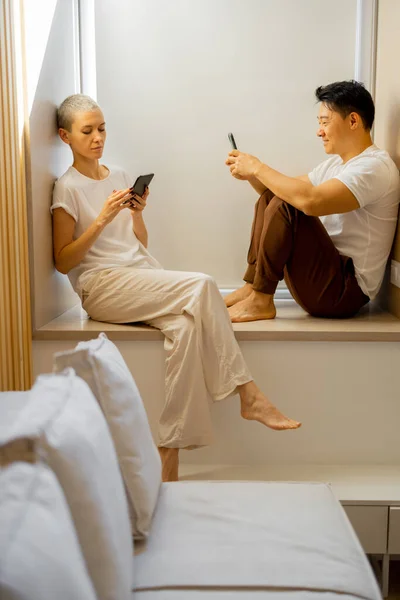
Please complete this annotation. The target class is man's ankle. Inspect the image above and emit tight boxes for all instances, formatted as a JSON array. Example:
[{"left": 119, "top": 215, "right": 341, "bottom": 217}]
[{"left": 252, "top": 290, "right": 275, "bottom": 303}]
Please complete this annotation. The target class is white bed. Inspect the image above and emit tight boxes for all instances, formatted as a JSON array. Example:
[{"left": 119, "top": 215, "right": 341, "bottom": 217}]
[{"left": 134, "top": 481, "right": 382, "bottom": 600}]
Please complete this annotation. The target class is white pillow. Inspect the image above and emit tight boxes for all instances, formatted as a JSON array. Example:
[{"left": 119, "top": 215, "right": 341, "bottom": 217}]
[
  {"left": 54, "top": 333, "right": 162, "bottom": 539},
  {"left": 54, "top": 333, "right": 161, "bottom": 538},
  {"left": 0, "top": 373, "right": 134, "bottom": 600},
  {"left": 0, "top": 461, "right": 97, "bottom": 600}
]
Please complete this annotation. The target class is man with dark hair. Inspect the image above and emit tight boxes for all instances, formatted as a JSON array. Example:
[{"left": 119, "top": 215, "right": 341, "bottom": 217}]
[{"left": 225, "top": 80, "right": 399, "bottom": 321}]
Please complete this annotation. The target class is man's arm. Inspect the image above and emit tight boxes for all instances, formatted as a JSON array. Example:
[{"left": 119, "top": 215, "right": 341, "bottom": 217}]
[
  {"left": 248, "top": 174, "right": 309, "bottom": 196},
  {"left": 226, "top": 151, "right": 359, "bottom": 216},
  {"left": 248, "top": 176, "right": 267, "bottom": 195},
  {"left": 254, "top": 163, "right": 359, "bottom": 216}
]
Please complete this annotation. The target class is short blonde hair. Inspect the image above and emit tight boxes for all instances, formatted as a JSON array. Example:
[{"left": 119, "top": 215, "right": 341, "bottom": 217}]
[{"left": 57, "top": 94, "right": 100, "bottom": 131}]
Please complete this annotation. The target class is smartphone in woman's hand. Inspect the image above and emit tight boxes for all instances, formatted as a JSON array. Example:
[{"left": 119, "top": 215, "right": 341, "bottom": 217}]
[
  {"left": 122, "top": 173, "right": 154, "bottom": 205},
  {"left": 130, "top": 173, "right": 154, "bottom": 196}
]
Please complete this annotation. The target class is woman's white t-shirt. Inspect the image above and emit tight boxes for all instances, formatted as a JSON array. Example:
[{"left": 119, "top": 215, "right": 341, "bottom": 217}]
[
  {"left": 308, "top": 144, "right": 400, "bottom": 299},
  {"left": 51, "top": 166, "right": 162, "bottom": 298}
]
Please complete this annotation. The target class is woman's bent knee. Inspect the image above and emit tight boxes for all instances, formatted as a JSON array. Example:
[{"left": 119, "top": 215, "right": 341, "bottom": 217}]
[
  {"left": 196, "top": 272, "right": 216, "bottom": 285},
  {"left": 196, "top": 273, "right": 218, "bottom": 291}
]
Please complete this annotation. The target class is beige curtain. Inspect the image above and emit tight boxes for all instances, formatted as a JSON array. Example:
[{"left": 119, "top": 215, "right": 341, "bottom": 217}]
[{"left": 0, "top": 0, "right": 32, "bottom": 390}]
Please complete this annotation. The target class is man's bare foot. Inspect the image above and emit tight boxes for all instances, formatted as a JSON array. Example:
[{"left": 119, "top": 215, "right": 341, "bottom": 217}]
[
  {"left": 238, "top": 381, "right": 301, "bottom": 431},
  {"left": 158, "top": 447, "right": 179, "bottom": 482},
  {"left": 228, "top": 291, "right": 276, "bottom": 322},
  {"left": 224, "top": 283, "right": 253, "bottom": 307}
]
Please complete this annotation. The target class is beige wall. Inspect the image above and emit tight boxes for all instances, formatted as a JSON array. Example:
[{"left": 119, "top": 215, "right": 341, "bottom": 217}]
[
  {"left": 374, "top": 0, "right": 400, "bottom": 316},
  {"left": 95, "top": 0, "right": 357, "bottom": 287},
  {"left": 33, "top": 339, "right": 400, "bottom": 466}
]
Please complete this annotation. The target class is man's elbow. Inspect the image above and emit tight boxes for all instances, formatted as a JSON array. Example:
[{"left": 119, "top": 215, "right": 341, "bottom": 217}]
[
  {"left": 301, "top": 192, "right": 322, "bottom": 217},
  {"left": 299, "top": 198, "right": 315, "bottom": 217}
]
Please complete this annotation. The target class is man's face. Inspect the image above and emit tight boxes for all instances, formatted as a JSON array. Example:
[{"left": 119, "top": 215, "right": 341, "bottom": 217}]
[
  {"left": 61, "top": 109, "right": 106, "bottom": 159},
  {"left": 316, "top": 103, "right": 349, "bottom": 155}
]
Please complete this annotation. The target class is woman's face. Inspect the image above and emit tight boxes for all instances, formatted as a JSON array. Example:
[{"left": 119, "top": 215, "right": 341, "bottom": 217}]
[{"left": 61, "top": 108, "right": 106, "bottom": 160}]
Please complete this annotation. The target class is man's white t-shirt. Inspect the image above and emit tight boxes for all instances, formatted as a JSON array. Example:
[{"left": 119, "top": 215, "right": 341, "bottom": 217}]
[
  {"left": 308, "top": 144, "right": 399, "bottom": 299},
  {"left": 51, "top": 166, "right": 162, "bottom": 298}
]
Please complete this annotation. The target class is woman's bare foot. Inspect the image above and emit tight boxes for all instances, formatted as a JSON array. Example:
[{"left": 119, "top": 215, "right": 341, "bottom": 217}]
[
  {"left": 158, "top": 447, "right": 179, "bottom": 482},
  {"left": 238, "top": 381, "right": 301, "bottom": 431},
  {"left": 224, "top": 283, "right": 253, "bottom": 307},
  {"left": 228, "top": 291, "right": 276, "bottom": 322}
]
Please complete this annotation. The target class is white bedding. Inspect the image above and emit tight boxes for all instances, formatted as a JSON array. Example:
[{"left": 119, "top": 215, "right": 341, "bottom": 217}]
[
  {"left": 134, "top": 481, "right": 381, "bottom": 600},
  {"left": 135, "top": 592, "right": 374, "bottom": 600}
]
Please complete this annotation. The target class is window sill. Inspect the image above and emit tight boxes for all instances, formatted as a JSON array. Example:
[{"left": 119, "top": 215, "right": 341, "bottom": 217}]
[{"left": 33, "top": 300, "right": 400, "bottom": 342}]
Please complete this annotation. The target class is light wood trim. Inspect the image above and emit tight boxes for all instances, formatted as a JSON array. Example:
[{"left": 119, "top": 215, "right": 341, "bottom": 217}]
[
  {"left": 388, "top": 222, "right": 400, "bottom": 318},
  {"left": 32, "top": 302, "right": 400, "bottom": 342},
  {"left": 0, "top": 0, "right": 32, "bottom": 390},
  {"left": 374, "top": 0, "right": 400, "bottom": 318}
]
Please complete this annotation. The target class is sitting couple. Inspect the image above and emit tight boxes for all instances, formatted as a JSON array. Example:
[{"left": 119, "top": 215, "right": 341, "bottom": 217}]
[{"left": 52, "top": 81, "right": 399, "bottom": 481}]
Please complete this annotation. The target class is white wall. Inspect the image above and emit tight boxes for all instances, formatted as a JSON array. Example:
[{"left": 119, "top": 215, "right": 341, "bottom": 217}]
[
  {"left": 33, "top": 339, "right": 400, "bottom": 466},
  {"left": 25, "top": 0, "right": 81, "bottom": 329},
  {"left": 29, "top": 0, "right": 399, "bottom": 470},
  {"left": 23, "top": 0, "right": 63, "bottom": 111},
  {"left": 95, "top": 0, "right": 357, "bottom": 287}
]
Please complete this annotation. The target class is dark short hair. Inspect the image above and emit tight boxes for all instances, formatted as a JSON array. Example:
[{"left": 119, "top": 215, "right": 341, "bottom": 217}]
[{"left": 315, "top": 80, "right": 374, "bottom": 130}]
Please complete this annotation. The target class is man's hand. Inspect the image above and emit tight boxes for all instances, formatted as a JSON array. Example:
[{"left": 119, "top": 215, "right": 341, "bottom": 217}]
[{"left": 225, "top": 150, "right": 262, "bottom": 180}]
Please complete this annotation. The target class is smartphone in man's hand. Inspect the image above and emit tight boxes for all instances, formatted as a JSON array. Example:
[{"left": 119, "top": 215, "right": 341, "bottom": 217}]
[{"left": 228, "top": 132, "right": 238, "bottom": 150}]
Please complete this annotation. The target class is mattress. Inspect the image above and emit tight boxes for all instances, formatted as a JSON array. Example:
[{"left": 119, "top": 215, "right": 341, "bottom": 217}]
[
  {"left": 135, "top": 591, "right": 375, "bottom": 599},
  {"left": 134, "top": 481, "right": 381, "bottom": 599}
]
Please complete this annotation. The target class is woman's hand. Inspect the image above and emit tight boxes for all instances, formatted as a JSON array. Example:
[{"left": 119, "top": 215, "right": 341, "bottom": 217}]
[
  {"left": 95, "top": 188, "right": 133, "bottom": 227},
  {"left": 127, "top": 186, "right": 149, "bottom": 214},
  {"left": 225, "top": 150, "right": 262, "bottom": 180}
]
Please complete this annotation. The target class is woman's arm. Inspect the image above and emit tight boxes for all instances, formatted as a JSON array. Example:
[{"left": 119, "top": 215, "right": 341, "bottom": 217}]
[
  {"left": 53, "top": 188, "right": 132, "bottom": 274},
  {"left": 131, "top": 212, "right": 148, "bottom": 248},
  {"left": 53, "top": 208, "right": 105, "bottom": 274},
  {"left": 128, "top": 187, "right": 150, "bottom": 248}
]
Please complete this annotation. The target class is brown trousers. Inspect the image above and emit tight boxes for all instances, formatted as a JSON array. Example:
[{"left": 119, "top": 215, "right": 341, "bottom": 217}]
[{"left": 244, "top": 190, "right": 370, "bottom": 318}]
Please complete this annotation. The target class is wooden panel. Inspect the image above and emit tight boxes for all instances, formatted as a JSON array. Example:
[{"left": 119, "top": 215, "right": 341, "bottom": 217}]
[
  {"left": 344, "top": 505, "right": 388, "bottom": 553},
  {"left": 388, "top": 507, "right": 400, "bottom": 553},
  {"left": 374, "top": 0, "right": 400, "bottom": 319},
  {"left": 0, "top": 0, "right": 32, "bottom": 390},
  {"left": 388, "top": 222, "right": 400, "bottom": 318}
]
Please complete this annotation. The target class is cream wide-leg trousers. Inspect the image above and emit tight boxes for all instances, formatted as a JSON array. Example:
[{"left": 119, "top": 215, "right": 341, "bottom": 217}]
[{"left": 81, "top": 267, "right": 252, "bottom": 448}]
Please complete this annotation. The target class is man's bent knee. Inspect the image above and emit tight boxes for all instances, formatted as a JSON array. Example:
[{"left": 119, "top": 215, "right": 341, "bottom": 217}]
[{"left": 268, "top": 195, "right": 287, "bottom": 210}]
